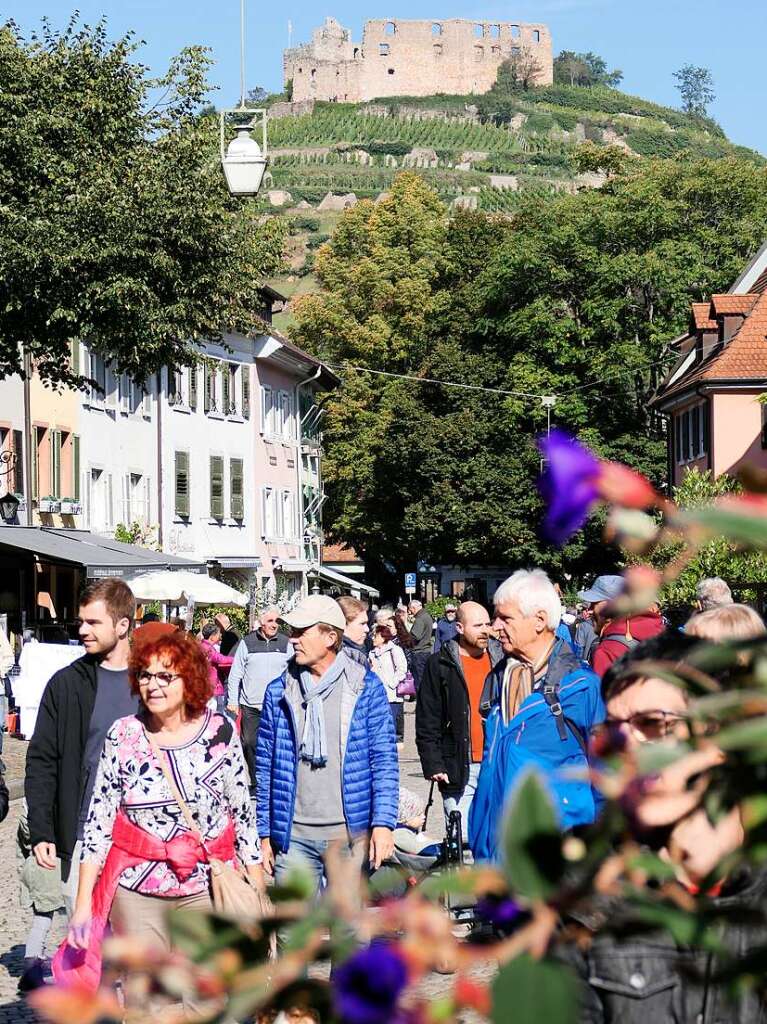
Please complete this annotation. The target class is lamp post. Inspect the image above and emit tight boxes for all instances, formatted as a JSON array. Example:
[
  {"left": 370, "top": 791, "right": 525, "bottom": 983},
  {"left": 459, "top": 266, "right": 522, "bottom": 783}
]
[{"left": 220, "top": 0, "right": 268, "bottom": 196}]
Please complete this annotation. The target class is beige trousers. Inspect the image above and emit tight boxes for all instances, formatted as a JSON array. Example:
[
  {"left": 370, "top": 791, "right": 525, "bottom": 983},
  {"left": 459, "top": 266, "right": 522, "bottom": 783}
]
[{"left": 110, "top": 885, "right": 213, "bottom": 1018}]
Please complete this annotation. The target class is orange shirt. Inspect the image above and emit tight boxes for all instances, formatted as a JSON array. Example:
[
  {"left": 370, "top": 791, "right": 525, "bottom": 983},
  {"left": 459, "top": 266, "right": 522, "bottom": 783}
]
[{"left": 461, "top": 650, "right": 491, "bottom": 763}]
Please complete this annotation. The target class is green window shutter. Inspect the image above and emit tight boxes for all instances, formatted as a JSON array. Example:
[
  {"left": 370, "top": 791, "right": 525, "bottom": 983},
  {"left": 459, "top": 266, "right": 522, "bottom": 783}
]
[
  {"left": 230, "top": 458, "right": 244, "bottom": 519},
  {"left": 242, "top": 367, "right": 250, "bottom": 419},
  {"left": 72, "top": 435, "right": 80, "bottom": 500},
  {"left": 175, "top": 451, "right": 190, "bottom": 517},
  {"left": 50, "top": 430, "right": 61, "bottom": 497},
  {"left": 210, "top": 455, "right": 224, "bottom": 519},
  {"left": 70, "top": 340, "right": 80, "bottom": 376},
  {"left": 204, "top": 366, "right": 212, "bottom": 413},
  {"left": 31, "top": 429, "right": 38, "bottom": 501},
  {"left": 12, "top": 429, "right": 23, "bottom": 495},
  {"left": 189, "top": 366, "right": 197, "bottom": 410},
  {"left": 168, "top": 367, "right": 177, "bottom": 406},
  {"left": 222, "top": 365, "right": 231, "bottom": 416}
]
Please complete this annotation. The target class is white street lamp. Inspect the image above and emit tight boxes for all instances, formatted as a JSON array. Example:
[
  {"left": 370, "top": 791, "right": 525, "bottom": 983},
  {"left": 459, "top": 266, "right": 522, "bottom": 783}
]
[{"left": 220, "top": 0, "right": 268, "bottom": 196}]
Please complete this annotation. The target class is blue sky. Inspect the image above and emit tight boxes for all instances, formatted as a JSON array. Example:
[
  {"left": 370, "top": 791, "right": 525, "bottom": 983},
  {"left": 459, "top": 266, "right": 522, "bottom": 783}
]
[{"left": 9, "top": 0, "right": 767, "bottom": 153}]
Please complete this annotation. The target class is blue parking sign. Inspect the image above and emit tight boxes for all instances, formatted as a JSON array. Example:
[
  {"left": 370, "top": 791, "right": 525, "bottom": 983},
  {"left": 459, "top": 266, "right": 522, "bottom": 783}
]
[{"left": 404, "top": 572, "right": 417, "bottom": 591}]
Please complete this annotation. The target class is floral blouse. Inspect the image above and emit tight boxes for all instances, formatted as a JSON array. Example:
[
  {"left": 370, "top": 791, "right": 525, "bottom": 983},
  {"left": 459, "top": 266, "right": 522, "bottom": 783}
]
[{"left": 82, "top": 710, "right": 261, "bottom": 898}]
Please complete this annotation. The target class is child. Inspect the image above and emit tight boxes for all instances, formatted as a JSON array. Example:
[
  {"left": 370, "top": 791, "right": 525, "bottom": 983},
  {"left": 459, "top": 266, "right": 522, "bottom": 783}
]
[{"left": 17, "top": 801, "right": 64, "bottom": 993}]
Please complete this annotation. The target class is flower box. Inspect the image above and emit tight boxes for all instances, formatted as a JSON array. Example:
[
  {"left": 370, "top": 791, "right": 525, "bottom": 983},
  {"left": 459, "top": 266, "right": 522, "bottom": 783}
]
[
  {"left": 38, "top": 497, "right": 61, "bottom": 513},
  {"left": 60, "top": 499, "right": 81, "bottom": 515}
]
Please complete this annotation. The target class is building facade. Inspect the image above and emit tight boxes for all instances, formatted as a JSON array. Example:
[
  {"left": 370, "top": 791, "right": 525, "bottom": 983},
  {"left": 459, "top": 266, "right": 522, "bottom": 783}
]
[
  {"left": 284, "top": 16, "right": 553, "bottom": 104},
  {"left": 652, "top": 244, "right": 767, "bottom": 489}
]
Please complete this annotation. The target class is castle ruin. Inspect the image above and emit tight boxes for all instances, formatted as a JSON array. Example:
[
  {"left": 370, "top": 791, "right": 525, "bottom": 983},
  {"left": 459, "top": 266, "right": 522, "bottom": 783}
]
[{"left": 283, "top": 17, "right": 553, "bottom": 104}]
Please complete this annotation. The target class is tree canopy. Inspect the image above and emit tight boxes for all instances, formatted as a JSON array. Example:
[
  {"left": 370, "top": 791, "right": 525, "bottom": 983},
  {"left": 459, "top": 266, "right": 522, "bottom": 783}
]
[
  {"left": 0, "top": 18, "right": 285, "bottom": 386},
  {"left": 673, "top": 64, "right": 716, "bottom": 117},
  {"left": 553, "top": 50, "right": 623, "bottom": 89},
  {"left": 291, "top": 159, "right": 767, "bottom": 584}
]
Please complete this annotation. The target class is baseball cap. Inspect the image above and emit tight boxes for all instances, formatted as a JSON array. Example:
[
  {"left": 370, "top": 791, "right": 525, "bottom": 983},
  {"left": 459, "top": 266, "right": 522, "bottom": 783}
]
[
  {"left": 279, "top": 595, "right": 346, "bottom": 631},
  {"left": 577, "top": 575, "right": 625, "bottom": 605}
]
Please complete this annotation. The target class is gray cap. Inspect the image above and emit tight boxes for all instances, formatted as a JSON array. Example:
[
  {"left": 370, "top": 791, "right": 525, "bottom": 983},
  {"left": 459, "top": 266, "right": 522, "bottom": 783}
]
[
  {"left": 577, "top": 575, "right": 625, "bottom": 605},
  {"left": 279, "top": 595, "right": 346, "bottom": 631}
]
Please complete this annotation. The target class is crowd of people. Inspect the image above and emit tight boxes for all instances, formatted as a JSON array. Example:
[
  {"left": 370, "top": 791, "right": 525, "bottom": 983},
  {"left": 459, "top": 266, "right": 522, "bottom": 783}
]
[{"left": 2, "top": 568, "right": 762, "bottom": 1020}]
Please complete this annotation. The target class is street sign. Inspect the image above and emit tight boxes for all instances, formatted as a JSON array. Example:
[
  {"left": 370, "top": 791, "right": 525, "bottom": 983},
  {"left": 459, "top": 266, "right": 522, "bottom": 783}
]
[{"left": 404, "top": 572, "right": 416, "bottom": 594}]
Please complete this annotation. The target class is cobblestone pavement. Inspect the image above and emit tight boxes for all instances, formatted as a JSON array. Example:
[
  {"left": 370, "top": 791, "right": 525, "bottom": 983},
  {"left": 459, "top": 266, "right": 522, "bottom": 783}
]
[{"left": 0, "top": 705, "right": 492, "bottom": 1020}]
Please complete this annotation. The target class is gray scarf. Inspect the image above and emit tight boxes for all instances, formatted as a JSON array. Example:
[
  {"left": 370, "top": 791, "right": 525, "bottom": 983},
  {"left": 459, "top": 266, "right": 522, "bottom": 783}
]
[{"left": 298, "top": 655, "right": 346, "bottom": 767}]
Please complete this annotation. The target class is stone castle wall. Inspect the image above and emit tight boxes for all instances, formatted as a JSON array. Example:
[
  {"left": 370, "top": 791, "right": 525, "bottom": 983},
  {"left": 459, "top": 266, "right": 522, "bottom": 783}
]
[{"left": 284, "top": 16, "right": 553, "bottom": 104}]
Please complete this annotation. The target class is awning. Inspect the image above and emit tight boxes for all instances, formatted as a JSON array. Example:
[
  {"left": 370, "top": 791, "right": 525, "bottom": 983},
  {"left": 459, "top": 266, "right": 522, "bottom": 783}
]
[
  {"left": 0, "top": 527, "right": 204, "bottom": 579},
  {"left": 278, "top": 559, "right": 311, "bottom": 573},
  {"left": 210, "top": 556, "right": 262, "bottom": 570},
  {"left": 309, "top": 563, "right": 379, "bottom": 598}
]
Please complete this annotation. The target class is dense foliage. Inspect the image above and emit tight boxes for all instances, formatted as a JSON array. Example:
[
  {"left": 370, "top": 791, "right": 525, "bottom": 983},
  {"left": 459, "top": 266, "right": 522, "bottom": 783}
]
[
  {"left": 0, "top": 19, "right": 286, "bottom": 386},
  {"left": 553, "top": 50, "right": 623, "bottom": 89},
  {"left": 291, "top": 159, "right": 767, "bottom": 582}
]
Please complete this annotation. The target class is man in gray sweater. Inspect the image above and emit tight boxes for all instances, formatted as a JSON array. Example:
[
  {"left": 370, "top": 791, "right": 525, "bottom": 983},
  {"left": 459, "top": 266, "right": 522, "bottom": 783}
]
[
  {"left": 227, "top": 607, "right": 291, "bottom": 789},
  {"left": 408, "top": 599, "right": 434, "bottom": 691}
]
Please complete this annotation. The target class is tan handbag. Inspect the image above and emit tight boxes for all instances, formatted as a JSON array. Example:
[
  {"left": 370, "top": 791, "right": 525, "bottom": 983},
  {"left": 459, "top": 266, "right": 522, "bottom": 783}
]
[{"left": 145, "top": 727, "right": 273, "bottom": 923}]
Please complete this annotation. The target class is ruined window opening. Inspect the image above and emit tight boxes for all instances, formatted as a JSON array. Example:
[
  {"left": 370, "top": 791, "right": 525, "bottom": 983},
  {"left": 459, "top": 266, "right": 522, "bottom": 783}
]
[
  {"left": 473, "top": 23, "right": 484, "bottom": 38},
  {"left": 511, "top": 46, "right": 521, "bottom": 56},
  {"left": 491, "top": 45, "right": 501, "bottom": 56},
  {"left": 385, "top": 21, "right": 396, "bottom": 35},
  {"left": 433, "top": 43, "right": 443, "bottom": 57},
  {"left": 510, "top": 25, "right": 520, "bottom": 39},
  {"left": 431, "top": 23, "right": 442, "bottom": 35},
  {"left": 532, "top": 29, "right": 541, "bottom": 42},
  {"left": 379, "top": 42, "right": 390, "bottom": 55},
  {"left": 387, "top": 67, "right": 395, "bottom": 75},
  {"left": 353, "top": 47, "right": 359, "bottom": 58},
  {"left": 474, "top": 45, "right": 484, "bottom": 60},
  {"left": 298, "top": 67, "right": 303, "bottom": 73},
  {"left": 311, "top": 68, "right": 316, "bottom": 79},
  {"left": 489, "top": 24, "right": 500, "bottom": 38}
]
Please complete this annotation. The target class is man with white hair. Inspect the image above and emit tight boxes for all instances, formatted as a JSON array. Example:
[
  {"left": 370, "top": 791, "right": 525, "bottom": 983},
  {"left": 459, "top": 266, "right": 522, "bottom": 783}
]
[
  {"left": 408, "top": 599, "right": 434, "bottom": 690},
  {"left": 227, "top": 606, "right": 291, "bottom": 790},
  {"left": 696, "top": 577, "right": 733, "bottom": 612},
  {"left": 469, "top": 569, "right": 605, "bottom": 860}
]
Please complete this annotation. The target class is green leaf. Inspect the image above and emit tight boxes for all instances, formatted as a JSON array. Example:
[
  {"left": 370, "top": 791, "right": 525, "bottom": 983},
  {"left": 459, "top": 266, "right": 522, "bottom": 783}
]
[
  {"left": 715, "top": 716, "right": 767, "bottom": 754},
  {"left": 501, "top": 770, "right": 563, "bottom": 901},
  {"left": 270, "top": 865, "right": 316, "bottom": 901},
  {"left": 625, "top": 850, "right": 678, "bottom": 882},
  {"left": 492, "top": 955, "right": 578, "bottom": 1024}
]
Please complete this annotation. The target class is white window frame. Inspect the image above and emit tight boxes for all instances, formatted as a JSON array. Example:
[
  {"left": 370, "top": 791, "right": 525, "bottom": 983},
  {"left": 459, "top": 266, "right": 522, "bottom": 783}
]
[
  {"left": 260, "top": 385, "right": 276, "bottom": 438},
  {"left": 261, "top": 485, "right": 276, "bottom": 539},
  {"left": 676, "top": 403, "right": 706, "bottom": 465}
]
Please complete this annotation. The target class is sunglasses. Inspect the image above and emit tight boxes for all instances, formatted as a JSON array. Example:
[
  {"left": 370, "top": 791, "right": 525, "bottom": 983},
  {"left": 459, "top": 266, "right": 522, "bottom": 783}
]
[{"left": 595, "top": 710, "right": 688, "bottom": 743}]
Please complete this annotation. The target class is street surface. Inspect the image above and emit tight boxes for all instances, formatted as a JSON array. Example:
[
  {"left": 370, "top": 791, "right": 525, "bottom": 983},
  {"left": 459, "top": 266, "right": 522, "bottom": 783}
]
[{"left": 0, "top": 704, "right": 451, "bottom": 1020}]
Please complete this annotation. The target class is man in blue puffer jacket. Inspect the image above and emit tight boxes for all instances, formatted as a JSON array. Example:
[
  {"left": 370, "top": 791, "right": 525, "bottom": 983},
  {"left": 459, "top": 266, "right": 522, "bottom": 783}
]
[
  {"left": 469, "top": 569, "right": 605, "bottom": 861},
  {"left": 257, "top": 595, "right": 398, "bottom": 891}
]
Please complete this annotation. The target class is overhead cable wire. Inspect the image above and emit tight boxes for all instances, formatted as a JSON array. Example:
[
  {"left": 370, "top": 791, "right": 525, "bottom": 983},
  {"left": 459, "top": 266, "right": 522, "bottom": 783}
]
[{"left": 325, "top": 361, "right": 550, "bottom": 400}]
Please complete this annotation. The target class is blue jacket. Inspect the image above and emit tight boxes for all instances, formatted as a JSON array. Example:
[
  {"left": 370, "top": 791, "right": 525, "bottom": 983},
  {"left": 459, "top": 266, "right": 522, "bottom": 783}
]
[
  {"left": 469, "top": 641, "right": 605, "bottom": 860},
  {"left": 256, "top": 653, "right": 399, "bottom": 853},
  {"left": 433, "top": 618, "right": 458, "bottom": 652}
]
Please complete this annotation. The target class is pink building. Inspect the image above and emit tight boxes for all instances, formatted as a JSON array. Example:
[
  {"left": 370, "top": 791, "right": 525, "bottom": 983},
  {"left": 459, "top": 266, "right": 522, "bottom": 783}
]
[{"left": 653, "top": 245, "right": 767, "bottom": 488}]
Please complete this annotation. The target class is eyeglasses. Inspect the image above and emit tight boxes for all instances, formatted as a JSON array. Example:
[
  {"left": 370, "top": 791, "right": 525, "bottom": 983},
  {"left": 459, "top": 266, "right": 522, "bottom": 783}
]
[
  {"left": 137, "top": 670, "right": 182, "bottom": 688},
  {"left": 595, "top": 710, "right": 688, "bottom": 744}
]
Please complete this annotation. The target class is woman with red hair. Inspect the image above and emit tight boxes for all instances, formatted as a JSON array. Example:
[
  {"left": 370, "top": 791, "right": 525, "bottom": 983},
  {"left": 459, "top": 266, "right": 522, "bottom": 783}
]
[{"left": 55, "top": 632, "right": 261, "bottom": 1002}]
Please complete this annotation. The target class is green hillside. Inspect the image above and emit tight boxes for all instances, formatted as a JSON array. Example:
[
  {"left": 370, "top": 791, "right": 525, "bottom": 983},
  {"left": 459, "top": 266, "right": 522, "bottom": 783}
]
[{"left": 260, "top": 82, "right": 762, "bottom": 326}]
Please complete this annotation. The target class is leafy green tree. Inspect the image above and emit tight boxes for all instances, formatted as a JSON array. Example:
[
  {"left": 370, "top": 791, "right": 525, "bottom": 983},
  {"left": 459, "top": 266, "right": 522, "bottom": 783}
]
[
  {"left": 0, "top": 19, "right": 286, "bottom": 386},
  {"left": 554, "top": 50, "right": 623, "bottom": 88},
  {"left": 292, "top": 159, "right": 767, "bottom": 582},
  {"left": 673, "top": 64, "right": 716, "bottom": 117}
]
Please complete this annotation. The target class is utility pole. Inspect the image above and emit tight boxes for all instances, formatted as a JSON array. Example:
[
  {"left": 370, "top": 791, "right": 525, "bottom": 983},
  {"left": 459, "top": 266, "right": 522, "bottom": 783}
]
[{"left": 23, "top": 350, "right": 33, "bottom": 526}]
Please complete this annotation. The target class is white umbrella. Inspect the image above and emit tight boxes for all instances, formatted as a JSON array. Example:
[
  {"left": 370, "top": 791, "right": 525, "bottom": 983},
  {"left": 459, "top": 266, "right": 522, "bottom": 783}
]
[{"left": 128, "top": 571, "right": 248, "bottom": 607}]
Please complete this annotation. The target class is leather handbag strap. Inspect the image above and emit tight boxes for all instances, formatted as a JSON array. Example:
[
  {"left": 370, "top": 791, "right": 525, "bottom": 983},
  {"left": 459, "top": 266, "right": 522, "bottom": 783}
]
[{"left": 144, "top": 726, "right": 203, "bottom": 840}]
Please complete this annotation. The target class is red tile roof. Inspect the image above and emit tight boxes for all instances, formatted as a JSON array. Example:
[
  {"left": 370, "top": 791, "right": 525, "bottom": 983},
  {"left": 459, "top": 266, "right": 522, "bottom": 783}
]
[
  {"left": 710, "top": 293, "right": 759, "bottom": 316},
  {"left": 654, "top": 290, "right": 767, "bottom": 405},
  {"left": 692, "top": 302, "right": 717, "bottom": 331},
  {"left": 322, "top": 543, "right": 362, "bottom": 564}
]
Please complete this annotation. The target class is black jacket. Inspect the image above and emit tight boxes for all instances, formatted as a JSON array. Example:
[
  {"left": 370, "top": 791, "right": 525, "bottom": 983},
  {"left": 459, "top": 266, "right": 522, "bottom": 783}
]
[
  {"left": 25, "top": 655, "right": 99, "bottom": 858},
  {"left": 559, "top": 869, "right": 767, "bottom": 1023},
  {"left": 415, "top": 638, "right": 504, "bottom": 796},
  {"left": 0, "top": 772, "right": 8, "bottom": 824}
]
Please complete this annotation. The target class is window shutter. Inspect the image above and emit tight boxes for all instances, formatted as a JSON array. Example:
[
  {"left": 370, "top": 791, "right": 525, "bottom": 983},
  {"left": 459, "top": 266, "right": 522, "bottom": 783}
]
[
  {"left": 70, "top": 339, "right": 80, "bottom": 376},
  {"left": 262, "top": 486, "right": 274, "bottom": 538},
  {"left": 230, "top": 458, "right": 244, "bottom": 519},
  {"left": 31, "top": 429, "right": 38, "bottom": 501},
  {"left": 242, "top": 367, "right": 250, "bottom": 419},
  {"left": 210, "top": 455, "right": 225, "bottom": 519},
  {"left": 106, "top": 473, "right": 114, "bottom": 528},
  {"left": 50, "top": 430, "right": 62, "bottom": 497},
  {"left": 168, "top": 368, "right": 177, "bottom": 406},
  {"left": 122, "top": 474, "right": 130, "bottom": 524},
  {"left": 72, "top": 436, "right": 80, "bottom": 500},
  {"left": 175, "top": 452, "right": 190, "bottom": 517},
  {"left": 189, "top": 366, "right": 198, "bottom": 410},
  {"left": 260, "top": 386, "right": 272, "bottom": 434},
  {"left": 204, "top": 366, "right": 212, "bottom": 413},
  {"left": 13, "top": 429, "right": 23, "bottom": 495},
  {"left": 703, "top": 401, "right": 711, "bottom": 454},
  {"left": 222, "top": 365, "right": 231, "bottom": 416},
  {"left": 143, "top": 476, "right": 151, "bottom": 522},
  {"left": 682, "top": 412, "right": 690, "bottom": 462}
]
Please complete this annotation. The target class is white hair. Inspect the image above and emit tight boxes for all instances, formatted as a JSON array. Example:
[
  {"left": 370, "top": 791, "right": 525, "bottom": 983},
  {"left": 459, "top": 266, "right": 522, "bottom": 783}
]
[
  {"left": 375, "top": 605, "right": 395, "bottom": 625},
  {"left": 260, "top": 605, "right": 281, "bottom": 618},
  {"left": 493, "top": 569, "right": 562, "bottom": 630},
  {"left": 695, "top": 577, "right": 733, "bottom": 611},
  {"left": 408, "top": 599, "right": 422, "bottom": 610}
]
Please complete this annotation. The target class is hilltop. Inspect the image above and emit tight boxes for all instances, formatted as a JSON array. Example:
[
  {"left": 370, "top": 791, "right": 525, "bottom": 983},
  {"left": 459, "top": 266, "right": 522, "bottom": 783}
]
[{"left": 260, "top": 82, "right": 763, "bottom": 329}]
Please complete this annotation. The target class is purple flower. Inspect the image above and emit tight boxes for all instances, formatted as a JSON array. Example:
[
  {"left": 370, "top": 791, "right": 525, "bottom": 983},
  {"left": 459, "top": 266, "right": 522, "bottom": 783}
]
[
  {"left": 538, "top": 430, "right": 600, "bottom": 545},
  {"left": 332, "top": 942, "right": 408, "bottom": 1024},
  {"left": 475, "top": 896, "right": 523, "bottom": 933}
]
